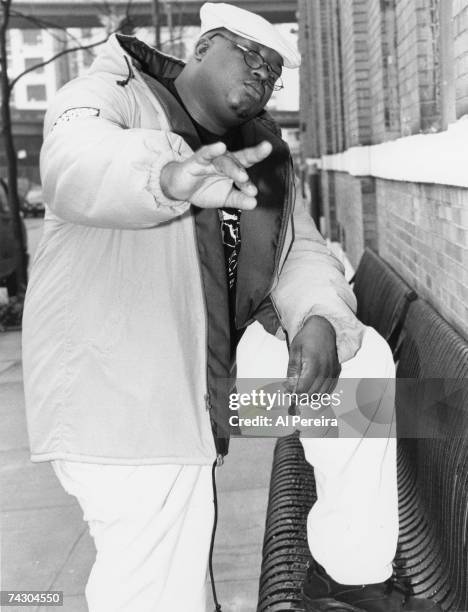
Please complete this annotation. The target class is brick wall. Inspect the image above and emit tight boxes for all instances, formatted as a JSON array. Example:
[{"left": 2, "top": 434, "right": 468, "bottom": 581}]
[
  {"left": 340, "top": 0, "right": 372, "bottom": 147},
  {"left": 453, "top": 0, "right": 468, "bottom": 117},
  {"left": 334, "top": 172, "right": 365, "bottom": 267},
  {"left": 330, "top": 174, "right": 468, "bottom": 337},
  {"left": 299, "top": 0, "right": 468, "bottom": 338},
  {"left": 332, "top": 173, "right": 378, "bottom": 269},
  {"left": 299, "top": 0, "right": 345, "bottom": 156},
  {"left": 298, "top": 0, "right": 318, "bottom": 158},
  {"left": 367, "top": 0, "right": 386, "bottom": 142},
  {"left": 396, "top": 0, "right": 441, "bottom": 134},
  {"left": 330, "top": 1, "right": 346, "bottom": 152},
  {"left": 368, "top": 0, "right": 401, "bottom": 143},
  {"left": 376, "top": 180, "right": 467, "bottom": 337}
]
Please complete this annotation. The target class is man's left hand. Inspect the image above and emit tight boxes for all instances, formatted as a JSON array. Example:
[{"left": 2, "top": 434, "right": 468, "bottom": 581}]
[{"left": 286, "top": 315, "right": 341, "bottom": 396}]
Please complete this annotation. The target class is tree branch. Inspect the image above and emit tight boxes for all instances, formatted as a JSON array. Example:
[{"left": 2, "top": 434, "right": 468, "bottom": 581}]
[
  {"left": 8, "top": 34, "right": 113, "bottom": 92},
  {"left": 6, "top": 0, "right": 136, "bottom": 90},
  {"left": 8, "top": 9, "right": 87, "bottom": 47},
  {"left": 0, "top": 0, "right": 12, "bottom": 39}
]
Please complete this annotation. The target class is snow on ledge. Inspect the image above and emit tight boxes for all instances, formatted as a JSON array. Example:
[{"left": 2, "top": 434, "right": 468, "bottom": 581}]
[{"left": 317, "top": 117, "right": 468, "bottom": 188}]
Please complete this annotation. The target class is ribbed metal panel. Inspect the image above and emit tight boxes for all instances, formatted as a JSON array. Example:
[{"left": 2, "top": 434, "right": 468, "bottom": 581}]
[
  {"left": 257, "top": 433, "right": 314, "bottom": 612},
  {"left": 258, "top": 297, "right": 467, "bottom": 611},
  {"left": 395, "top": 299, "right": 468, "bottom": 611},
  {"left": 352, "top": 248, "right": 417, "bottom": 351}
]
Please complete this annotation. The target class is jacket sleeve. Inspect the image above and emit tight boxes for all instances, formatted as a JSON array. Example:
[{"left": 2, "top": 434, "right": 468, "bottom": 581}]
[
  {"left": 270, "top": 183, "right": 365, "bottom": 364},
  {"left": 40, "top": 74, "right": 194, "bottom": 229}
]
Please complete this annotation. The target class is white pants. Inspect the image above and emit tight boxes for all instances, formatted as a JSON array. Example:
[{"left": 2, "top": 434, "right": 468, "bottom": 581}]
[
  {"left": 237, "top": 324, "right": 399, "bottom": 585},
  {"left": 52, "top": 326, "right": 398, "bottom": 611},
  {"left": 301, "top": 327, "right": 398, "bottom": 584},
  {"left": 52, "top": 462, "right": 214, "bottom": 612}
]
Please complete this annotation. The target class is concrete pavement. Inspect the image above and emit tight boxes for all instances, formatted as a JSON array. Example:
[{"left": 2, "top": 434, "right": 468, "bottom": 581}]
[{"left": 0, "top": 324, "right": 289, "bottom": 611}]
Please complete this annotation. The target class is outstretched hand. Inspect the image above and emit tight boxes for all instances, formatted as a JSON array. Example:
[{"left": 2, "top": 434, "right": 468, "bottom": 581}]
[{"left": 160, "top": 140, "right": 273, "bottom": 210}]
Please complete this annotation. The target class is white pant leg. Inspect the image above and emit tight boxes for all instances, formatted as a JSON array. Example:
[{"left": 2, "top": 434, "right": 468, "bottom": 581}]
[
  {"left": 52, "top": 461, "right": 214, "bottom": 612},
  {"left": 301, "top": 326, "right": 398, "bottom": 584}
]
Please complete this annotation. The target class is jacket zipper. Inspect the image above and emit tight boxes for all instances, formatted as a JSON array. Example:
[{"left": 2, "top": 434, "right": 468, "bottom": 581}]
[{"left": 192, "top": 216, "right": 224, "bottom": 466}]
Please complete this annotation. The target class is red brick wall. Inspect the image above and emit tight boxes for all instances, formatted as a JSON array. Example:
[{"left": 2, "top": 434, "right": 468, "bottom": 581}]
[{"left": 453, "top": 0, "right": 468, "bottom": 117}]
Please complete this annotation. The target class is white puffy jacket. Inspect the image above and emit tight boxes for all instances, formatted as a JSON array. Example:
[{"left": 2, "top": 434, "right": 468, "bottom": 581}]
[{"left": 22, "top": 34, "right": 363, "bottom": 465}]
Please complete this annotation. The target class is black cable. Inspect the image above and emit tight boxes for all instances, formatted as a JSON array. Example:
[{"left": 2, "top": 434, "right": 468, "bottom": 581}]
[
  {"left": 209, "top": 458, "right": 223, "bottom": 612},
  {"left": 116, "top": 55, "right": 134, "bottom": 87}
]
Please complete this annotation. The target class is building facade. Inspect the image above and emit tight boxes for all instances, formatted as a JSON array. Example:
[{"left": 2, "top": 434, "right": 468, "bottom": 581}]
[
  {"left": 3, "top": 21, "right": 299, "bottom": 185},
  {"left": 298, "top": 0, "right": 468, "bottom": 337},
  {"left": 2, "top": 27, "right": 103, "bottom": 182}
]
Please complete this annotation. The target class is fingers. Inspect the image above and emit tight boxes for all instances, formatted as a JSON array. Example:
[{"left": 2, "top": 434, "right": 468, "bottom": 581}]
[
  {"left": 285, "top": 345, "right": 303, "bottom": 394},
  {"left": 290, "top": 358, "right": 319, "bottom": 395},
  {"left": 224, "top": 187, "right": 257, "bottom": 210},
  {"left": 192, "top": 144, "right": 258, "bottom": 195},
  {"left": 212, "top": 155, "right": 257, "bottom": 195},
  {"left": 194, "top": 142, "right": 227, "bottom": 165},
  {"left": 286, "top": 343, "right": 341, "bottom": 396},
  {"left": 315, "top": 371, "right": 341, "bottom": 396},
  {"left": 233, "top": 141, "right": 273, "bottom": 168},
  {"left": 185, "top": 140, "right": 272, "bottom": 209},
  {"left": 194, "top": 140, "right": 272, "bottom": 172}
]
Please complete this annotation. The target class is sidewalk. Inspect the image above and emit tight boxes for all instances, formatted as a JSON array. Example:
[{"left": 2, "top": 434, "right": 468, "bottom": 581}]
[{"left": 0, "top": 324, "right": 289, "bottom": 612}]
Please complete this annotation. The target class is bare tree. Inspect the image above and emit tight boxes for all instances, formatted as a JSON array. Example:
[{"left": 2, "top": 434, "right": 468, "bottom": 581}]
[
  {"left": 0, "top": 0, "right": 134, "bottom": 293},
  {"left": 0, "top": 0, "right": 28, "bottom": 292}
]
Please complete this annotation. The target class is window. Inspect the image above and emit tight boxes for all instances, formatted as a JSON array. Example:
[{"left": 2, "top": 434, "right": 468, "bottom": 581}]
[
  {"left": 24, "top": 58, "right": 44, "bottom": 74},
  {"left": 22, "top": 30, "right": 42, "bottom": 45},
  {"left": 26, "top": 84, "right": 47, "bottom": 102}
]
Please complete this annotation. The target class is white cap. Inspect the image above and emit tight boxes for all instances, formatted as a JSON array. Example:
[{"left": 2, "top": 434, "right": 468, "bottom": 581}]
[{"left": 199, "top": 2, "right": 301, "bottom": 69}]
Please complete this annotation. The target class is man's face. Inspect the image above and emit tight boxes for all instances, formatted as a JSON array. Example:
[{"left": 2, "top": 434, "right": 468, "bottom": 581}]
[{"left": 198, "top": 30, "right": 283, "bottom": 125}]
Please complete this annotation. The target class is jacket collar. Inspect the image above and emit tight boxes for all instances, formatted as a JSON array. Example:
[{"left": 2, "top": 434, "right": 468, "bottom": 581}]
[{"left": 116, "top": 34, "right": 185, "bottom": 80}]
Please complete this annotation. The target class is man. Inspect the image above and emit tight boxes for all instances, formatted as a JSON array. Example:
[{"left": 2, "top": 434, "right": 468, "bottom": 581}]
[{"left": 22, "top": 3, "right": 440, "bottom": 611}]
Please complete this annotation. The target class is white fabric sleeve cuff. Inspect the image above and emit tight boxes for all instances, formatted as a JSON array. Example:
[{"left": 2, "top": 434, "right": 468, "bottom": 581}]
[
  {"left": 296, "top": 309, "right": 365, "bottom": 364},
  {"left": 147, "top": 149, "right": 190, "bottom": 212}
]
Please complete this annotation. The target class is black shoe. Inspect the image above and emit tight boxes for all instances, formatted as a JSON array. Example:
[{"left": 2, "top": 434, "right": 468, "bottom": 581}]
[{"left": 302, "top": 560, "right": 442, "bottom": 612}]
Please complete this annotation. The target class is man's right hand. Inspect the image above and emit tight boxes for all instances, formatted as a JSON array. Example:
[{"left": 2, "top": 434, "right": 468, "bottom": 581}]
[{"left": 160, "top": 140, "right": 272, "bottom": 210}]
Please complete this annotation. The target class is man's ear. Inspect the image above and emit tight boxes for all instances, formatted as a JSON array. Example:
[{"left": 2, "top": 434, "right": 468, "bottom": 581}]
[{"left": 194, "top": 36, "right": 212, "bottom": 61}]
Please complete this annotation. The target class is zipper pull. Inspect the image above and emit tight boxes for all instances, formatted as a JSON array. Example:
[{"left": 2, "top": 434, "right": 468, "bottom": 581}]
[
  {"left": 205, "top": 393, "right": 211, "bottom": 411},
  {"left": 216, "top": 454, "right": 224, "bottom": 467}
]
